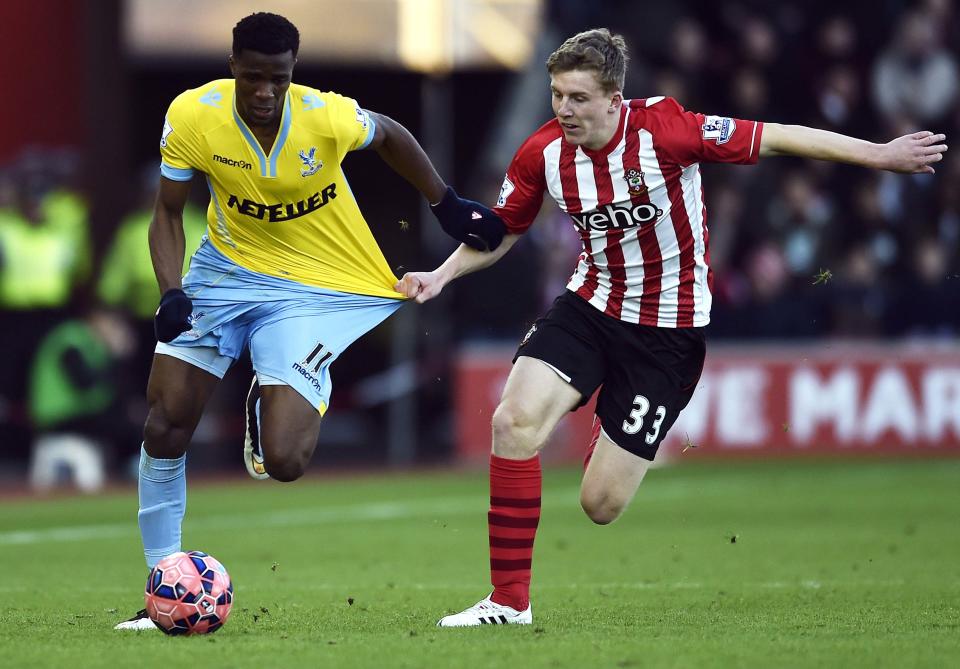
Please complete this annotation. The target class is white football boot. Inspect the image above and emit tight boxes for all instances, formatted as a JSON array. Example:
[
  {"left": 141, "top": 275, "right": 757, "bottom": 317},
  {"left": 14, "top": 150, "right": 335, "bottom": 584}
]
[
  {"left": 244, "top": 376, "right": 270, "bottom": 480},
  {"left": 114, "top": 609, "right": 158, "bottom": 630},
  {"left": 436, "top": 595, "right": 532, "bottom": 627}
]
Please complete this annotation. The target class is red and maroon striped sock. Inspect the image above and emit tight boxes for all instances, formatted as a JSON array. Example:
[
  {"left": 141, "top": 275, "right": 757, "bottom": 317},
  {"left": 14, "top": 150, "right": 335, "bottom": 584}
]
[{"left": 488, "top": 453, "right": 541, "bottom": 611}]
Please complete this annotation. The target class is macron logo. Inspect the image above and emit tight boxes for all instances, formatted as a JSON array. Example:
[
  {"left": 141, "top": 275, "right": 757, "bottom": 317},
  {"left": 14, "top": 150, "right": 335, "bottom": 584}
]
[
  {"left": 292, "top": 363, "right": 324, "bottom": 394},
  {"left": 471, "top": 211, "right": 482, "bottom": 219},
  {"left": 213, "top": 154, "right": 253, "bottom": 170}
]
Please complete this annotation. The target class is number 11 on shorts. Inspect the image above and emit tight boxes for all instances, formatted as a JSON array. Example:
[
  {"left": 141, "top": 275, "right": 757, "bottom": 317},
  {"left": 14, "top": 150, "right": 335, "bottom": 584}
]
[
  {"left": 302, "top": 341, "right": 332, "bottom": 373},
  {"left": 622, "top": 394, "right": 667, "bottom": 445}
]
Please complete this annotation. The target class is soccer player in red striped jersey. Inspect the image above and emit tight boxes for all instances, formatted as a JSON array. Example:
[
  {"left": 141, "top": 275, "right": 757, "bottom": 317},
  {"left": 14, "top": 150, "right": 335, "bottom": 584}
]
[{"left": 396, "top": 28, "right": 948, "bottom": 627}]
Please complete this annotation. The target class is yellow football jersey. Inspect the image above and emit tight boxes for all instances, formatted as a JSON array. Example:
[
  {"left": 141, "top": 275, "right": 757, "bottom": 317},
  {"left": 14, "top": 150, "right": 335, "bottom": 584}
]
[{"left": 159, "top": 79, "right": 403, "bottom": 299}]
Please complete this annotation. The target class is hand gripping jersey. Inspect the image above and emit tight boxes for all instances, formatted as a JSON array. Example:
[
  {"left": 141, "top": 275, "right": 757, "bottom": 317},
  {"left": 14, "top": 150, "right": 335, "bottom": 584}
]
[
  {"left": 495, "top": 96, "right": 763, "bottom": 327},
  {"left": 159, "top": 79, "right": 402, "bottom": 299}
]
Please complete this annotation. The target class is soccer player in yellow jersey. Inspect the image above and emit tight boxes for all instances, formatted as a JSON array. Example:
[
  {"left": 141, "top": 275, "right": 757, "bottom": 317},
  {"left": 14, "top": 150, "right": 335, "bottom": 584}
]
[{"left": 116, "top": 12, "right": 505, "bottom": 630}]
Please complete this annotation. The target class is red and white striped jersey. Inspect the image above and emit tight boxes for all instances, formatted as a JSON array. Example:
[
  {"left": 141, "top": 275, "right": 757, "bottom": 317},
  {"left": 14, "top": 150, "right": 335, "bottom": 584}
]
[{"left": 494, "top": 96, "right": 763, "bottom": 327}]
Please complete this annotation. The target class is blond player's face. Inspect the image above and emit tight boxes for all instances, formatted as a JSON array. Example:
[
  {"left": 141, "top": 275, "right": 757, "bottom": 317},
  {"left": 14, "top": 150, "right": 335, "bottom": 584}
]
[{"left": 550, "top": 69, "right": 622, "bottom": 150}]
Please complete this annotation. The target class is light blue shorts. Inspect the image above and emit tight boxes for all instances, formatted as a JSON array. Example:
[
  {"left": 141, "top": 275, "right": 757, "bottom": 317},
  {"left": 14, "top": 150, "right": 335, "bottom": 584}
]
[{"left": 156, "top": 239, "right": 404, "bottom": 414}]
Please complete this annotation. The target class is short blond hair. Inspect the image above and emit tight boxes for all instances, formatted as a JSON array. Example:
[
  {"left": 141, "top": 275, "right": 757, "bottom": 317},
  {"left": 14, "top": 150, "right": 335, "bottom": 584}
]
[{"left": 546, "top": 28, "right": 629, "bottom": 93}]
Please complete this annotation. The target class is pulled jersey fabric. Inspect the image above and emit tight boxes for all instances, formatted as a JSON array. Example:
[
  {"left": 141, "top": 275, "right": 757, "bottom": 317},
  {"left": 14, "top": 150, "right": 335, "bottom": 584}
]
[
  {"left": 495, "top": 96, "right": 763, "bottom": 328},
  {"left": 155, "top": 239, "right": 403, "bottom": 415},
  {"left": 159, "top": 79, "right": 403, "bottom": 299}
]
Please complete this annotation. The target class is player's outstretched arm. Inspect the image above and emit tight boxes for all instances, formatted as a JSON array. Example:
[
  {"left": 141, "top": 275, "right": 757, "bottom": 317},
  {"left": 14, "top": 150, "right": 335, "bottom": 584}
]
[
  {"left": 364, "top": 111, "right": 446, "bottom": 204},
  {"left": 759, "top": 123, "right": 948, "bottom": 174},
  {"left": 150, "top": 176, "right": 194, "bottom": 342},
  {"left": 395, "top": 234, "right": 521, "bottom": 303},
  {"left": 365, "top": 111, "right": 506, "bottom": 251}
]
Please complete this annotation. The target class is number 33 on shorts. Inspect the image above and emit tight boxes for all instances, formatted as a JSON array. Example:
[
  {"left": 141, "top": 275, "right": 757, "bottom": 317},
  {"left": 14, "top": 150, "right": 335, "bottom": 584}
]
[{"left": 622, "top": 394, "right": 667, "bottom": 445}]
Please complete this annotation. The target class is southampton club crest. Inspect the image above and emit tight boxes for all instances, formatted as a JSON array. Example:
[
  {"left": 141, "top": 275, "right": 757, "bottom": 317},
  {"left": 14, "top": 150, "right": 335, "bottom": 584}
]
[
  {"left": 624, "top": 168, "right": 647, "bottom": 196},
  {"left": 298, "top": 147, "right": 323, "bottom": 177}
]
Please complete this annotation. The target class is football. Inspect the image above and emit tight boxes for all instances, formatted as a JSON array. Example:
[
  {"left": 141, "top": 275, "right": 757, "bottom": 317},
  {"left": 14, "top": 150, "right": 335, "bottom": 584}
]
[{"left": 144, "top": 551, "right": 233, "bottom": 635}]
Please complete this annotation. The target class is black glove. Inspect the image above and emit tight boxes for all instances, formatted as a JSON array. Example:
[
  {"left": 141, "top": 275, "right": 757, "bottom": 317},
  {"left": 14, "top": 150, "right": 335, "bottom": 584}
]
[
  {"left": 430, "top": 186, "right": 506, "bottom": 252},
  {"left": 154, "top": 288, "right": 193, "bottom": 343}
]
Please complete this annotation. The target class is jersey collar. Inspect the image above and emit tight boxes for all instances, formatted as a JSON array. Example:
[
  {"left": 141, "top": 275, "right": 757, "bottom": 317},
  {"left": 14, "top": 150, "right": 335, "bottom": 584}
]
[{"left": 231, "top": 91, "right": 292, "bottom": 179}]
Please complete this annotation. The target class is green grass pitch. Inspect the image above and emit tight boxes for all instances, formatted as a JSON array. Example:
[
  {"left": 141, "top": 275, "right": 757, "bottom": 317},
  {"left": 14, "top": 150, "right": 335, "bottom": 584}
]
[{"left": 1, "top": 458, "right": 958, "bottom": 668}]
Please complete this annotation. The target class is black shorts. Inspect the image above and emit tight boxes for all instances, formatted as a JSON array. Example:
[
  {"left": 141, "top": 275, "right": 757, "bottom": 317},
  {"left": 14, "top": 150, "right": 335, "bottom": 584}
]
[{"left": 514, "top": 291, "right": 706, "bottom": 461}]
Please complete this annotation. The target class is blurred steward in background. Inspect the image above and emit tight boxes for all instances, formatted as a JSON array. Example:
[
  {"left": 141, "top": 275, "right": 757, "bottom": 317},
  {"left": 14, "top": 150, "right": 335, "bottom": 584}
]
[{"left": 28, "top": 308, "right": 138, "bottom": 493}]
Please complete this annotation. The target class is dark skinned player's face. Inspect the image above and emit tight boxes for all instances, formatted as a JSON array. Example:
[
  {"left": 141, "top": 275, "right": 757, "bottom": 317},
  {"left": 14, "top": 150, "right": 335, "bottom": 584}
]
[{"left": 229, "top": 49, "right": 296, "bottom": 128}]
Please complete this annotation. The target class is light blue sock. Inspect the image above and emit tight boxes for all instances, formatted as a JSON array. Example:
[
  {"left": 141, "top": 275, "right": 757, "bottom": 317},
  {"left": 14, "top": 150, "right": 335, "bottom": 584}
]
[{"left": 137, "top": 445, "right": 186, "bottom": 569}]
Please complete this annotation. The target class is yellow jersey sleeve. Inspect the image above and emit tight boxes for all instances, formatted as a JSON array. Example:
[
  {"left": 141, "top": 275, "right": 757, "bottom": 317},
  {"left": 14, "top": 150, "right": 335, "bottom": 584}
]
[
  {"left": 324, "top": 92, "right": 376, "bottom": 158},
  {"left": 159, "top": 92, "right": 206, "bottom": 181}
]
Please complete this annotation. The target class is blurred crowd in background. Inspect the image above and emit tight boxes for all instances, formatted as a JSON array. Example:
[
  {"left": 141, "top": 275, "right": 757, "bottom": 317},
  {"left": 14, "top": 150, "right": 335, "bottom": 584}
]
[
  {"left": 467, "top": 0, "right": 960, "bottom": 341},
  {"left": 1, "top": 0, "right": 957, "bottom": 489}
]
